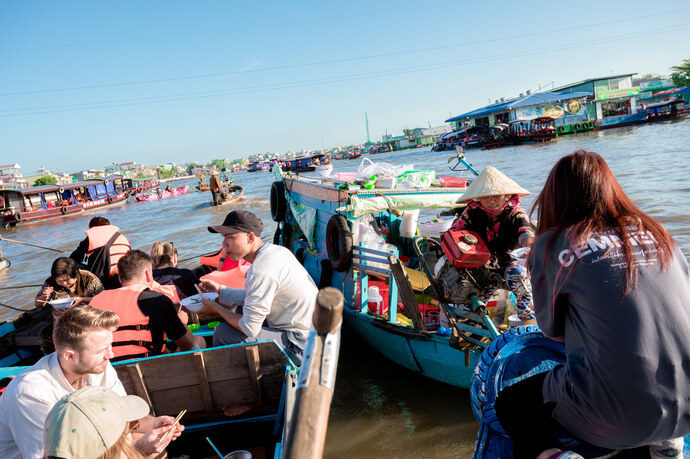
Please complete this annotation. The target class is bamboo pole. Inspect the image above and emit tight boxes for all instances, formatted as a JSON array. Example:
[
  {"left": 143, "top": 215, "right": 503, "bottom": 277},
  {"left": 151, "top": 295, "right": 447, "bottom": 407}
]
[
  {"left": 0, "top": 302, "right": 29, "bottom": 312},
  {"left": 0, "top": 284, "right": 43, "bottom": 290},
  {"left": 0, "top": 237, "right": 64, "bottom": 253},
  {"left": 283, "top": 288, "right": 343, "bottom": 459}
]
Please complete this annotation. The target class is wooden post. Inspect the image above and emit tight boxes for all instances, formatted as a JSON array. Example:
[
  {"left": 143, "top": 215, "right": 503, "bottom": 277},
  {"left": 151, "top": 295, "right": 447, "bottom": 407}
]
[
  {"left": 283, "top": 287, "right": 343, "bottom": 459},
  {"left": 388, "top": 255, "right": 425, "bottom": 330}
]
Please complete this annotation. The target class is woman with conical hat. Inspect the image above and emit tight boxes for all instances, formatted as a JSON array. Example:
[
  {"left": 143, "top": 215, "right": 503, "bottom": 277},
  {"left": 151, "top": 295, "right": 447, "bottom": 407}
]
[{"left": 450, "top": 166, "right": 536, "bottom": 322}]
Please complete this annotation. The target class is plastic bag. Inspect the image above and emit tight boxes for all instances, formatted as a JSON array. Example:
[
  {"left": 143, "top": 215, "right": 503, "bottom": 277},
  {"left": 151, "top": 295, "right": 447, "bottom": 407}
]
[
  {"left": 352, "top": 214, "right": 391, "bottom": 270},
  {"left": 356, "top": 158, "right": 413, "bottom": 180},
  {"left": 397, "top": 170, "right": 436, "bottom": 188}
]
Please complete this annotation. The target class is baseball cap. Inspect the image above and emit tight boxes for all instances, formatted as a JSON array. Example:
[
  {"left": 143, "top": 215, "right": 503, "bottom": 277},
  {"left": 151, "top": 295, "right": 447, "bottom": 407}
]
[
  {"left": 44, "top": 386, "right": 150, "bottom": 459},
  {"left": 208, "top": 210, "right": 263, "bottom": 236}
]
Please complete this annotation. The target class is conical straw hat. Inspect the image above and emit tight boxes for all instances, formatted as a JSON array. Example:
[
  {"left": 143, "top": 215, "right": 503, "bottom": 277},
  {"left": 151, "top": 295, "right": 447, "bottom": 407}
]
[{"left": 456, "top": 166, "right": 529, "bottom": 203}]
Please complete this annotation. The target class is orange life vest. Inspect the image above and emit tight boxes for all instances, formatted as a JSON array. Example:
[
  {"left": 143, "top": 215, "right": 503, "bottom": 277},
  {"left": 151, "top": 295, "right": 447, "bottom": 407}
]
[
  {"left": 86, "top": 225, "right": 131, "bottom": 276},
  {"left": 199, "top": 248, "right": 224, "bottom": 270},
  {"left": 90, "top": 284, "right": 162, "bottom": 362},
  {"left": 151, "top": 280, "right": 180, "bottom": 303},
  {"left": 200, "top": 264, "right": 249, "bottom": 289}
]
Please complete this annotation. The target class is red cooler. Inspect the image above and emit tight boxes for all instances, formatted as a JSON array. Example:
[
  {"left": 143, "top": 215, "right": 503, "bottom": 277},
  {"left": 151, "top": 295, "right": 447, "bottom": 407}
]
[{"left": 441, "top": 230, "right": 490, "bottom": 268}]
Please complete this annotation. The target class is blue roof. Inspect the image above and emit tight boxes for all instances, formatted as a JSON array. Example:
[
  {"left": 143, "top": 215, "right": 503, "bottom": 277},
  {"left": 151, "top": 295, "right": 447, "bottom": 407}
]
[{"left": 446, "top": 91, "right": 592, "bottom": 122}]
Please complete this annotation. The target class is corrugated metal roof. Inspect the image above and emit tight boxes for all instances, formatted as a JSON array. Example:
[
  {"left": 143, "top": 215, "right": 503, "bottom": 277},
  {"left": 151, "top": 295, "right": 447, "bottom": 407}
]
[
  {"left": 446, "top": 91, "right": 592, "bottom": 122},
  {"left": 551, "top": 73, "right": 636, "bottom": 92}
]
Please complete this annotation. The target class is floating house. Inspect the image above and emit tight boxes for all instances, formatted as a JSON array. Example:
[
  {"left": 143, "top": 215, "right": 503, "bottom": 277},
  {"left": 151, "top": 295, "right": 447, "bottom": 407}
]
[
  {"left": 446, "top": 90, "right": 592, "bottom": 136},
  {"left": 443, "top": 73, "right": 683, "bottom": 134}
]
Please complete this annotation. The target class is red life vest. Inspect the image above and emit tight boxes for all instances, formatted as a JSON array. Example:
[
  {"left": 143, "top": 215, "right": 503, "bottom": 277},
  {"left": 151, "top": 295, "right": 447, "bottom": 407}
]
[
  {"left": 90, "top": 284, "right": 163, "bottom": 362},
  {"left": 200, "top": 264, "right": 249, "bottom": 289},
  {"left": 151, "top": 280, "right": 180, "bottom": 303},
  {"left": 199, "top": 248, "right": 224, "bottom": 270},
  {"left": 86, "top": 225, "right": 131, "bottom": 276}
]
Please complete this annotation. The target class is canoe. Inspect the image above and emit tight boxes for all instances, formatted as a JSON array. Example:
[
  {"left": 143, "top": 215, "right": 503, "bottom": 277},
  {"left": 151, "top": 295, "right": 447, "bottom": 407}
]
[
  {"left": 211, "top": 185, "right": 243, "bottom": 206},
  {"left": 268, "top": 165, "right": 516, "bottom": 389},
  {"left": 114, "top": 340, "right": 295, "bottom": 457},
  {"left": 471, "top": 326, "right": 690, "bottom": 458},
  {"left": 0, "top": 305, "right": 52, "bottom": 367},
  {"left": 135, "top": 185, "right": 190, "bottom": 201}
]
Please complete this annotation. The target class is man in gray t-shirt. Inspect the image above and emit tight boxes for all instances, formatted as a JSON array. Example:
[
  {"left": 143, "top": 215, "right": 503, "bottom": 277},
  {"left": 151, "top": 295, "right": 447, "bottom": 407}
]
[{"left": 530, "top": 228, "right": 690, "bottom": 449}]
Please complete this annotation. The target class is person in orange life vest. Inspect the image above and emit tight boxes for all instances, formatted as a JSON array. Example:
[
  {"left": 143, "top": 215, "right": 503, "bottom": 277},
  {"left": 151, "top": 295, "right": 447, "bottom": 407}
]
[
  {"left": 90, "top": 250, "right": 205, "bottom": 363},
  {"left": 69, "top": 216, "right": 131, "bottom": 289}
]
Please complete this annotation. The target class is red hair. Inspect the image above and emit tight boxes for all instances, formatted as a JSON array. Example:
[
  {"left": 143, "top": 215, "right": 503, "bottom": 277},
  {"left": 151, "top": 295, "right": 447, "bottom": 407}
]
[{"left": 531, "top": 150, "right": 675, "bottom": 296}]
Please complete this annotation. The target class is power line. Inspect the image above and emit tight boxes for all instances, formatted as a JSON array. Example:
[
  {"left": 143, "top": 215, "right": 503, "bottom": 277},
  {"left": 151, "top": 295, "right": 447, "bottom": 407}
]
[
  {"left": 0, "top": 23, "right": 687, "bottom": 118},
  {"left": 1, "top": 7, "right": 689, "bottom": 97},
  {"left": 0, "top": 0, "right": 482, "bottom": 54}
]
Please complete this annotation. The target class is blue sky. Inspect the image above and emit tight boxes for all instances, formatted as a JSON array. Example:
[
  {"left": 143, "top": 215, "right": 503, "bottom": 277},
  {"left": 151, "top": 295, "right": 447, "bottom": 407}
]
[{"left": 1, "top": 0, "right": 688, "bottom": 175}]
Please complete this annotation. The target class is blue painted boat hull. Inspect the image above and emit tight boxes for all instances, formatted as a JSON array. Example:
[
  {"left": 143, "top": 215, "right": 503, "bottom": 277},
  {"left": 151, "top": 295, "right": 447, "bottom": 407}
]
[{"left": 342, "top": 306, "right": 483, "bottom": 388}]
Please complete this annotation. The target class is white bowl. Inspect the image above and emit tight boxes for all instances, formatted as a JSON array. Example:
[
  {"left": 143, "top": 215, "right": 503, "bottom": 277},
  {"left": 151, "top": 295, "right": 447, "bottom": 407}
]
[
  {"left": 49, "top": 298, "right": 74, "bottom": 310},
  {"left": 508, "top": 313, "right": 522, "bottom": 327},
  {"left": 180, "top": 292, "right": 219, "bottom": 313},
  {"left": 419, "top": 216, "right": 455, "bottom": 235}
]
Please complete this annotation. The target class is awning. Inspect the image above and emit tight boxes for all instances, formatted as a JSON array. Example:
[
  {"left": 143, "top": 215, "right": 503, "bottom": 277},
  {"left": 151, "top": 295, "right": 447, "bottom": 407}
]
[{"left": 446, "top": 91, "right": 592, "bottom": 122}]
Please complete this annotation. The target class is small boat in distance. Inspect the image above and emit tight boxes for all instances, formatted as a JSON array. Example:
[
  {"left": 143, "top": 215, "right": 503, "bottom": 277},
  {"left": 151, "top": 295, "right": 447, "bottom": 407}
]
[
  {"left": 0, "top": 175, "right": 128, "bottom": 227},
  {"left": 210, "top": 185, "right": 243, "bottom": 206},
  {"left": 134, "top": 184, "right": 190, "bottom": 202}
]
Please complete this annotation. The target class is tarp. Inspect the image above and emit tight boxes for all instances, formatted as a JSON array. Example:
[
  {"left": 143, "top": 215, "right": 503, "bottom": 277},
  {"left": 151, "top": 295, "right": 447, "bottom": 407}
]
[
  {"left": 273, "top": 166, "right": 317, "bottom": 249},
  {"left": 446, "top": 91, "right": 592, "bottom": 122},
  {"left": 345, "top": 193, "right": 464, "bottom": 218}
]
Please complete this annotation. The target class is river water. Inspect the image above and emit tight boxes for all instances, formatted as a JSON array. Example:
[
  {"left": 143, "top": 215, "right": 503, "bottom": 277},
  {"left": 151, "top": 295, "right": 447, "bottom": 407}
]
[{"left": 1, "top": 118, "right": 688, "bottom": 458}]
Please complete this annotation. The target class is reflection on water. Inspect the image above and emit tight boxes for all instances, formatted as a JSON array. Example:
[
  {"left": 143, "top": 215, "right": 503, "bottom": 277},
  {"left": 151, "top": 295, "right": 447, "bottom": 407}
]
[{"left": 0, "top": 118, "right": 688, "bottom": 457}]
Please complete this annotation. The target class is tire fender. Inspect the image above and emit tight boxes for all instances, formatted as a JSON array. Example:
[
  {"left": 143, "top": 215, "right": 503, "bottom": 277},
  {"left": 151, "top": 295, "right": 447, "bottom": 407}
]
[
  {"left": 107, "top": 196, "right": 113, "bottom": 204},
  {"left": 58, "top": 187, "right": 65, "bottom": 193},
  {"left": 61, "top": 206, "right": 68, "bottom": 214},
  {"left": 325, "top": 214, "right": 353, "bottom": 272},
  {"left": 270, "top": 181, "right": 287, "bottom": 222},
  {"left": 14, "top": 212, "right": 22, "bottom": 222}
]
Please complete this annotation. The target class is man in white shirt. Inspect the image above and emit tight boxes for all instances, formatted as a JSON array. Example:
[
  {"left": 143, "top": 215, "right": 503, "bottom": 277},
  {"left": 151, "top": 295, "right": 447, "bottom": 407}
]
[
  {"left": 0, "top": 306, "right": 181, "bottom": 459},
  {"left": 199, "top": 210, "right": 317, "bottom": 364}
]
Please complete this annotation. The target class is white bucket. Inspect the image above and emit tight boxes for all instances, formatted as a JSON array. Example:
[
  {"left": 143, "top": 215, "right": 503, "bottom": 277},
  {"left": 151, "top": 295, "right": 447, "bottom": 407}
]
[{"left": 400, "top": 209, "right": 420, "bottom": 238}]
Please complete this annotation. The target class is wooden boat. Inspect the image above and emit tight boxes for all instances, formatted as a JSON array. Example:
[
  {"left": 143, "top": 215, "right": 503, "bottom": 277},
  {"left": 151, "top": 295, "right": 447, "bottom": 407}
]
[
  {"left": 1, "top": 288, "right": 344, "bottom": 459},
  {"left": 123, "top": 176, "right": 159, "bottom": 196},
  {"left": 0, "top": 305, "right": 52, "bottom": 367},
  {"left": 480, "top": 123, "right": 509, "bottom": 149},
  {"left": 645, "top": 99, "right": 685, "bottom": 121},
  {"left": 0, "top": 175, "right": 128, "bottom": 227},
  {"left": 135, "top": 185, "right": 190, "bottom": 201},
  {"left": 211, "top": 185, "right": 243, "bottom": 206},
  {"left": 268, "top": 160, "right": 514, "bottom": 389},
  {"left": 279, "top": 154, "right": 332, "bottom": 173},
  {"left": 471, "top": 327, "right": 690, "bottom": 458}
]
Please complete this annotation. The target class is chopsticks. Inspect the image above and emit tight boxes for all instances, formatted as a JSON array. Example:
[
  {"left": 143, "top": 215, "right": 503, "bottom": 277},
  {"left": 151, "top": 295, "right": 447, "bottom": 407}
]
[{"left": 156, "top": 409, "right": 186, "bottom": 445}]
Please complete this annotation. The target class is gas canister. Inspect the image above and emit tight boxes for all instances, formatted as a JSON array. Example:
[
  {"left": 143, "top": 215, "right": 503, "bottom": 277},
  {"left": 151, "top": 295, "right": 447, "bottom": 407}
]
[{"left": 441, "top": 230, "right": 491, "bottom": 268}]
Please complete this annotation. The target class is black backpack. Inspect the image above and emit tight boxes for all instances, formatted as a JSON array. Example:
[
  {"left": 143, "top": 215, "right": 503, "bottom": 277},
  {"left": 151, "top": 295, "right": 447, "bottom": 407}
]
[{"left": 86, "top": 231, "right": 121, "bottom": 284}]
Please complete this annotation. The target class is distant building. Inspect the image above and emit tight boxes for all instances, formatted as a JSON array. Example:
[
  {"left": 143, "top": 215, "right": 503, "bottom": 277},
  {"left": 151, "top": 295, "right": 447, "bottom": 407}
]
[{"left": 0, "top": 164, "right": 27, "bottom": 189}]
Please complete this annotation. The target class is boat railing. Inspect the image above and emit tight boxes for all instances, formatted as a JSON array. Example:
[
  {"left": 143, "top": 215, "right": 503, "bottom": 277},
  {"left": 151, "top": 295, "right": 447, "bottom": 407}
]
[{"left": 351, "top": 243, "right": 399, "bottom": 325}]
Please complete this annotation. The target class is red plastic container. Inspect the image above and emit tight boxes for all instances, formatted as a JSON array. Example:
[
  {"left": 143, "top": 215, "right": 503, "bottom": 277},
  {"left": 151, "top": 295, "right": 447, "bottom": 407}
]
[
  {"left": 439, "top": 176, "right": 469, "bottom": 188},
  {"left": 441, "top": 229, "right": 490, "bottom": 268}
]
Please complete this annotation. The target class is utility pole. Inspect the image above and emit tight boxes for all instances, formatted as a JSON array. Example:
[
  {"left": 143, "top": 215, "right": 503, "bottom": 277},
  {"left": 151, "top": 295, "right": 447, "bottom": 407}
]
[{"left": 365, "top": 112, "right": 371, "bottom": 147}]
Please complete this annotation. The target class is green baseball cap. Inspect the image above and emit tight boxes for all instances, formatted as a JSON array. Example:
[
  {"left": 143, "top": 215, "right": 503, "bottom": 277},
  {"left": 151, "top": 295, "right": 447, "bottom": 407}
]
[{"left": 44, "top": 386, "right": 150, "bottom": 458}]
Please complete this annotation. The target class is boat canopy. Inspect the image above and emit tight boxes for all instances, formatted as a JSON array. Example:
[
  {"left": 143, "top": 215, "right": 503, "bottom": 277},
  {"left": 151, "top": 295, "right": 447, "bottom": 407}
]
[{"left": 446, "top": 91, "right": 592, "bottom": 122}]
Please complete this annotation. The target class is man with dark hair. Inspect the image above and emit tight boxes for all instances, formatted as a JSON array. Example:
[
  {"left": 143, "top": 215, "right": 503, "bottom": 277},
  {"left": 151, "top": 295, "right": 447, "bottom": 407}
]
[
  {"left": 198, "top": 210, "right": 317, "bottom": 364},
  {"left": 0, "top": 306, "right": 181, "bottom": 458},
  {"left": 90, "top": 249, "right": 205, "bottom": 362},
  {"left": 69, "top": 216, "right": 130, "bottom": 289}
]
